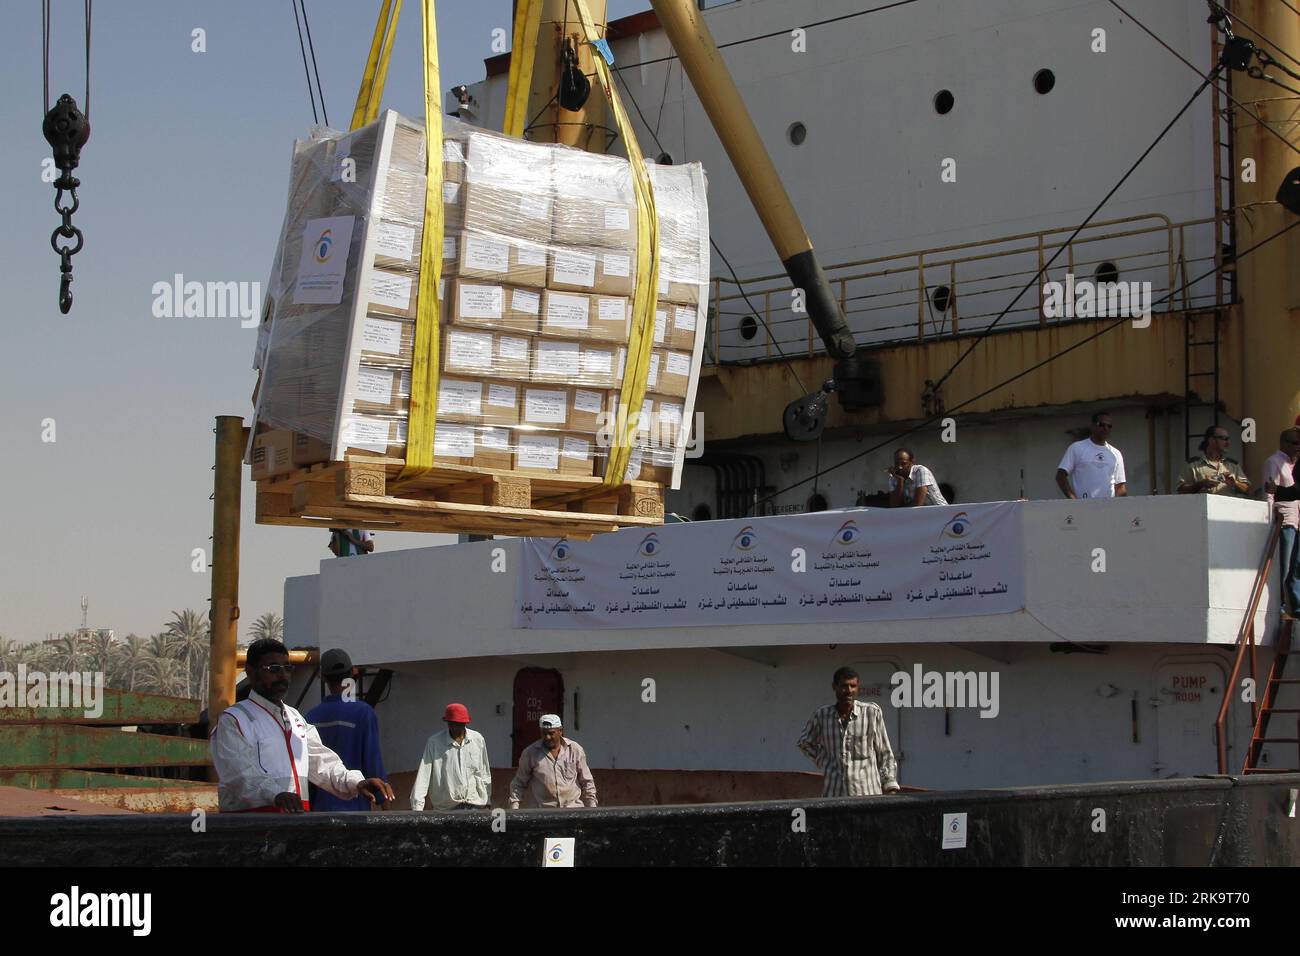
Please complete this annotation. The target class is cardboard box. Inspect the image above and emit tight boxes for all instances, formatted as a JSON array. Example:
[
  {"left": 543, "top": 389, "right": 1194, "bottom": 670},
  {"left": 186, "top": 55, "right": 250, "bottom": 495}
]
[
  {"left": 539, "top": 291, "right": 591, "bottom": 339},
  {"left": 546, "top": 246, "right": 642, "bottom": 297},
  {"left": 448, "top": 279, "right": 541, "bottom": 335},
  {"left": 480, "top": 379, "right": 522, "bottom": 427},
  {"left": 493, "top": 332, "right": 533, "bottom": 381},
  {"left": 595, "top": 249, "right": 635, "bottom": 297},
  {"left": 250, "top": 428, "right": 331, "bottom": 479},
  {"left": 366, "top": 267, "right": 419, "bottom": 319},
  {"left": 548, "top": 247, "right": 635, "bottom": 295},
  {"left": 559, "top": 433, "right": 596, "bottom": 476},
  {"left": 435, "top": 376, "right": 484, "bottom": 424},
  {"left": 539, "top": 291, "right": 628, "bottom": 344},
  {"left": 351, "top": 365, "right": 411, "bottom": 415},
  {"left": 457, "top": 232, "right": 547, "bottom": 288},
  {"left": 649, "top": 395, "right": 686, "bottom": 448},
  {"left": 371, "top": 218, "right": 421, "bottom": 273},
  {"left": 569, "top": 387, "right": 609, "bottom": 435},
  {"left": 513, "top": 429, "right": 562, "bottom": 475},
  {"left": 388, "top": 124, "right": 469, "bottom": 182},
  {"left": 520, "top": 386, "right": 569, "bottom": 429},
  {"left": 578, "top": 342, "right": 620, "bottom": 389},
  {"left": 441, "top": 327, "right": 496, "bottom": 377},
  {"left": 553, "top": 198, "right": 637, "bottom": 248},
  {"left": 381, "top": 167, "right": 466, "bottom": 232},
  {"left": 432, "top": 420, "right": 477, "bottom": 465},
  {"left": 342, "top": 415, "right": 407, "bottom": 460},
  {"left": 531, "top": 338, "right": 583, "bottom": 385},
  {"left": 358, "top": 315, "right": 415, "bottom": 366},
  {"left": 462, "top": 182, "right": 552, "bottom": 243},
  {"left": 475, "top": 425, "right": 514, "bottom": 470},
  {"left": 659, "top": 349, "right": 692, "bottom": 398},
  {"left": 665, "top": 301, "right": 701, "bottom": 351}
]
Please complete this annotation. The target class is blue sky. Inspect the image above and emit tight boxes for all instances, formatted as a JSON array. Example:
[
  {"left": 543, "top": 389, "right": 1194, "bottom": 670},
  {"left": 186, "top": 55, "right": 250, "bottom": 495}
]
[{"left": 0, "top": 0, "right": 648, "bottom": 641}]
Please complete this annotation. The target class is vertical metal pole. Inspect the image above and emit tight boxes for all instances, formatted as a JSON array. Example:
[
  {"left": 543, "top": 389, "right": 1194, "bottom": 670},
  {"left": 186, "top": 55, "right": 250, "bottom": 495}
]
[{"left": 209, "top": 416, "right": 243, "bottom": 748}]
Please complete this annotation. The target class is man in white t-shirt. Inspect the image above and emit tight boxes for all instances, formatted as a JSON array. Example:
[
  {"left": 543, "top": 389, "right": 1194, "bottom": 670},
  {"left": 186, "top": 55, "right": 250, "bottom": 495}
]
[
  {"left": 887, "top": 448, "right": 948, "bottom": 506},
  {"left": 1056, "top": 412, "right": 1127, "bottom": 499}
]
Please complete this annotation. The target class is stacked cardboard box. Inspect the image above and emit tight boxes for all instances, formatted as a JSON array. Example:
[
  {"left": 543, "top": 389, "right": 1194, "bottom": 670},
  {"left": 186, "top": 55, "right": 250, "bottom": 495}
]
[{"left": 251, "top": 111, "right": 709, "bottom": 489}]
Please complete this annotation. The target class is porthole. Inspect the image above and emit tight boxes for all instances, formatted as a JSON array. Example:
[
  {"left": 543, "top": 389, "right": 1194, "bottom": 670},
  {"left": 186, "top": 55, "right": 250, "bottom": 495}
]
[
  {"left": 808, "top": 492, "right": 828, "bottom": 512},
  {"left": 739, "top": 315, "right": 758, "bottom": 340},
  {"left": 1095, "top": 261, "right": 1119, "bottom": 284},
  {"left": 1033, "top": 69, "right": 1056, "bottom": 95},
  {"left": 934, "top": 90, "right": 955, "bottom": 115},
  {"left": 788, "top": 122, "right": 807, "bottom": 146},
  {"left": 656, "top": 152, "right": 674, "bottom": 165},
  {"left": 692, "top": 503, "right": 712, "bottom": 522}
]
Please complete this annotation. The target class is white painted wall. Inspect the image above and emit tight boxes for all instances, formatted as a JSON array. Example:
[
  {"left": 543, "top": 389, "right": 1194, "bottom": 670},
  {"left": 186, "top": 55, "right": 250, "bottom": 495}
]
[
  {"left": 305, "top": 495, "right": 1272, "bottom": 668},
  {"left": 348, "top": 641, "right": 1258, "bottom": 789}
]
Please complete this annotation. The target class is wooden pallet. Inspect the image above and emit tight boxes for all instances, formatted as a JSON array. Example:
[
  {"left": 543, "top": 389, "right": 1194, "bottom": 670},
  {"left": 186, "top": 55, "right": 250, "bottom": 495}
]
[{"left": 255, "top": 457, "right": 665, "bottom": 539}]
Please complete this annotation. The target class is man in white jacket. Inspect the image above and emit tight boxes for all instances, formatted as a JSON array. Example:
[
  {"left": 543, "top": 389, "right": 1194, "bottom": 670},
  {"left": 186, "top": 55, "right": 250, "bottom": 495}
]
[
  {"left": 410, "top": 703, "right": 493, "bottom": 811},
  {"left": 209, "top": 639, "right": 394, "bottom": 813}
]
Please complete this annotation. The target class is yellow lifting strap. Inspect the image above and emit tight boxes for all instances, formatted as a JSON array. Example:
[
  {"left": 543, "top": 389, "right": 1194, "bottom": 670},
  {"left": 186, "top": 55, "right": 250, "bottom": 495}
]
[
  {"left": 568, "top": 0, "right": 661, "bottom": 487},
  {"left": 399, "top": 0, "right": 446, "bottom": 479},
  {"left": 350, "top": 0, "right": 403, "bottom": 132},
  {"left": 503, "top": 0, "right": 544, "bottom": 139}
]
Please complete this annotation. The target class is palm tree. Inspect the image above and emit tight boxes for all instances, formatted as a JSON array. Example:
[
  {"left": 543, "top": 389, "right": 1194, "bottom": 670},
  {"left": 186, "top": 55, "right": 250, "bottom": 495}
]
[
  {"left": 50, "top": 634, "right": 82, "bottom": 672},
  {"left": 248, "top": 613, "right": 284, "bottom": 643},
  {"left": 86, "top": 631, "right": 118, "bottom": 674},
  {"left": 113, "top": 634, "right": 152, "bottom": 691},
  {"left": 140, "top": 653, "right": 186, "bottom": 697},
  {"left": 0, "top": 636, "right": 17, "bottom": 671},
  {"left": 165, "top": 610, "right": 208, "bottom": 699}
]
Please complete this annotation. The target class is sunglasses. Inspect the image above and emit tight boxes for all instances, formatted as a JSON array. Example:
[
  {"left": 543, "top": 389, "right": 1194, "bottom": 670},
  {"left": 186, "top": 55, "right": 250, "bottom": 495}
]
[{"left": 258, "top": 664, "right": 295, "bottom": 675}]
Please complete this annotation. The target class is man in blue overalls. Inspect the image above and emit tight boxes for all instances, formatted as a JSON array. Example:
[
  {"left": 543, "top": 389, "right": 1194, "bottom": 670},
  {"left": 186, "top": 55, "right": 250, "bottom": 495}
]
[{"left": 305, "top": 649, "right": 389, "bottom": 811}]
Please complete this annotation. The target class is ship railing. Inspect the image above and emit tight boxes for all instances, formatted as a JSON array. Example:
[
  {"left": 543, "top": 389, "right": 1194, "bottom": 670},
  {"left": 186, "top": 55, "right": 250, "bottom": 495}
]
[
  {"left": 1215, "top": 515, "right": 1282, "bottom": 774},
  {"left": 705, "top": 212, "right": 1229, "bottom": 365}
]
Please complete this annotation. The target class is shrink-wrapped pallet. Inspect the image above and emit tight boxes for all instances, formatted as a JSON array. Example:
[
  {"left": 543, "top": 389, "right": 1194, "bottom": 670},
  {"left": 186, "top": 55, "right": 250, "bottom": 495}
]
[{"left": 250, "top": 110, "right": 709, "bottom": 487}]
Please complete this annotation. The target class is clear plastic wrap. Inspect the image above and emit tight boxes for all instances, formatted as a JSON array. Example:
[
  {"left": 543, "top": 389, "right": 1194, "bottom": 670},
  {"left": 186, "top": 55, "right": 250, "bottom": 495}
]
[{"left": 251, "top": 110, "right": 710, "bottom": 486}]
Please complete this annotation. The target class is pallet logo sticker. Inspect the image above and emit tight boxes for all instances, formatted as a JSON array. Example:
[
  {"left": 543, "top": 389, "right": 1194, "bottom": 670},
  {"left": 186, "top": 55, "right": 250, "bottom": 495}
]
[{"left": 294, "top": 215, "right": 355, "bottom": 305}]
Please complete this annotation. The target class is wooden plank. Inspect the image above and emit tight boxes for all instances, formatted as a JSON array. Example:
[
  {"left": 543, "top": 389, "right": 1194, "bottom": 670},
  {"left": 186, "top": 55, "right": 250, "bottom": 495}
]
[
  {"left": 0, "top": 725, "right": 212, "bottom": 770},
  {"left": 0, "top": 687, "right": 200, "bottom": 725}
]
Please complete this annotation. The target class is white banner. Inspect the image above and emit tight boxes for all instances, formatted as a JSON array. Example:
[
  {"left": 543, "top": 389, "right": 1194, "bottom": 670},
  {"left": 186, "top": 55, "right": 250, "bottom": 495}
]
[{"left": 516, "top": 502, "right": 1025, "bottom": 629}]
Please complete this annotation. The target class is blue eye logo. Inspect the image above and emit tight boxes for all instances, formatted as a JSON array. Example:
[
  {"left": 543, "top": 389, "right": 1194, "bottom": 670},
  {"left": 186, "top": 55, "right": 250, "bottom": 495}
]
[
  {"left": 548, "top": 539, "right": 570, "bottom": 561},
  {"left": 638, "top": 533, "right": 661, "bottom": 557},
  {"left": 831, "top": 520, "right": 861, "bottom": 546},
  {"left": 548, "top": 843, "right": 565, "bottom": 862},
  {"left": 940, "top": 512, "right": 971, "bottom": 539},
  {"left": 732, "top": 526, "right": 757, "bottom": 551},
  {"left": 314, "top": 229, "right": 334, "bottom": 262}
]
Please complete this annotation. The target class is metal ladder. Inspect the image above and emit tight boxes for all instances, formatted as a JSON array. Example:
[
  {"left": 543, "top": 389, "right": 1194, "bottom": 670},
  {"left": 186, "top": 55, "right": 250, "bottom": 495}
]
[{"left": 1245, "top": 619, "right": 1300, "bottom": 774}]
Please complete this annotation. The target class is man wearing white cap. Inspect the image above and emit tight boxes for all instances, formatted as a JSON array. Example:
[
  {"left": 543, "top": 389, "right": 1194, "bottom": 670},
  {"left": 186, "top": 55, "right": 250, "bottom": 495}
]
[{"left": 507, "top": 714, "right": 598, "bottom": 809}]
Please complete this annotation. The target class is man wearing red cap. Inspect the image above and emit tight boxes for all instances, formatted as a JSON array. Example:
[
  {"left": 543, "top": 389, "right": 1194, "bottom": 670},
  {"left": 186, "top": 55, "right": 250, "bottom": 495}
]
[{"left": 410, "top": 703, "right": 493, "bottom": 811}]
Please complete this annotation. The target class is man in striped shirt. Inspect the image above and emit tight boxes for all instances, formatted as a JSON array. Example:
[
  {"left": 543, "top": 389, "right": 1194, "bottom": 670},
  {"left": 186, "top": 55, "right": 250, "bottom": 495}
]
[{"left": 798, "top": 667, "right": 900, "bottom": 797}]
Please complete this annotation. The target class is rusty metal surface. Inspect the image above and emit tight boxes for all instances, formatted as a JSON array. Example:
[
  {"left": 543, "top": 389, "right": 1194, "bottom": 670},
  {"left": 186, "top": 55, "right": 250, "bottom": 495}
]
[
  {"left": 49, "top": 785, "right": 218, "bottom": 814},
  {"left": 0, "top": 725, "right": 211, "bottom": 771},
  {"left": 0, "top": 770, "right": 211, "bottom": 791},
  {"left": 0, "top": 686, "right": 200, "bottom": 725},
  {"left": 0, "top": 786, "right": 137, "bottom": 818}
]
